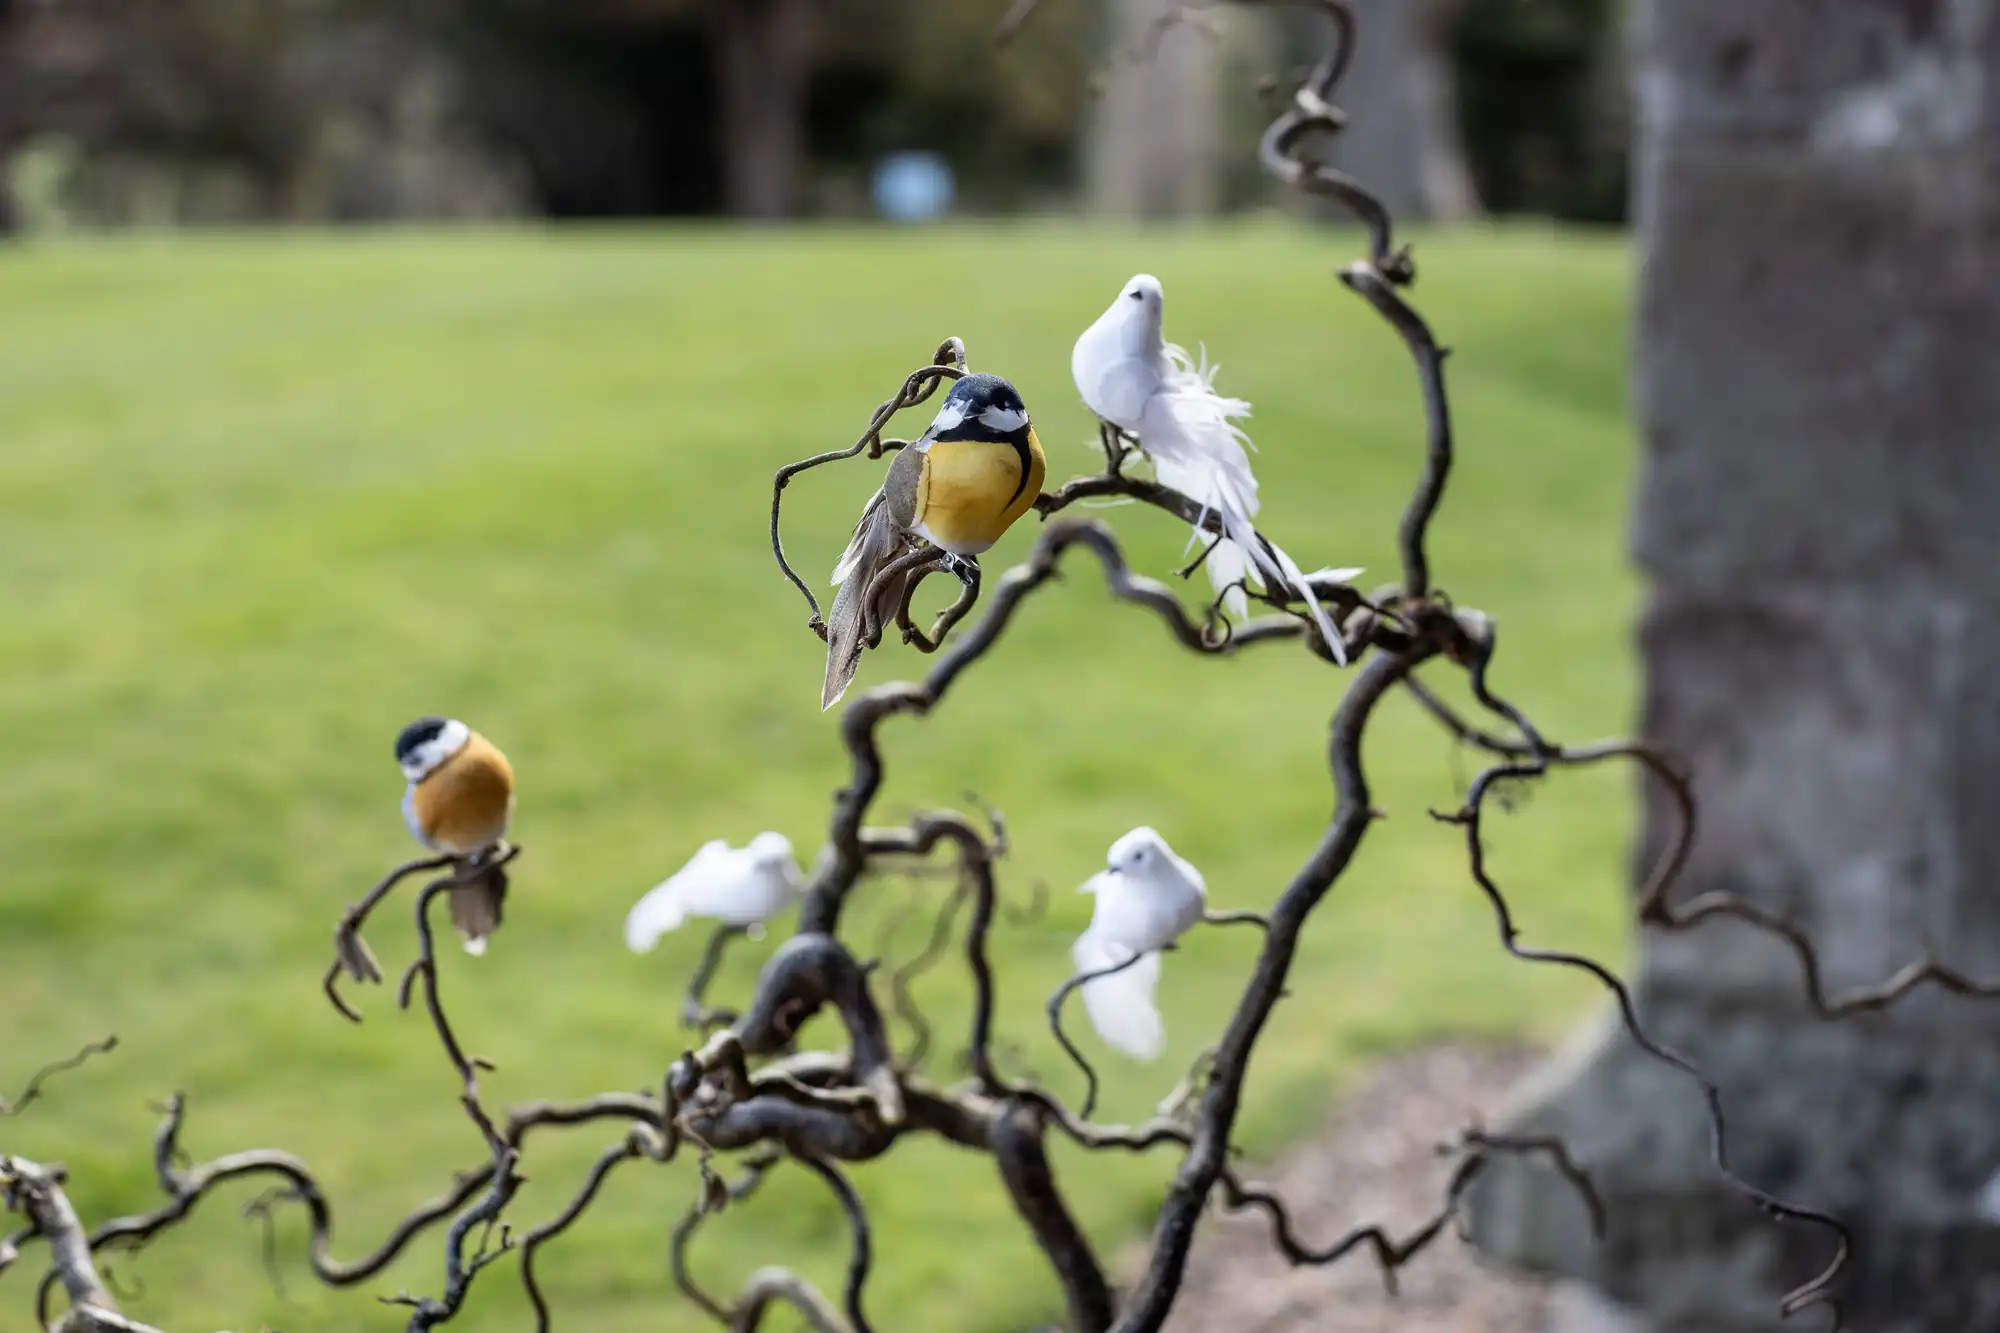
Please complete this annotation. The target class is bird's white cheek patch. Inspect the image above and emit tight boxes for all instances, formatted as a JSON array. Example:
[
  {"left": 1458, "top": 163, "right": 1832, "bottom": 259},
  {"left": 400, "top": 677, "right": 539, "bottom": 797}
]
[
  {"left": 931, "top": 400, "right": 968, "bottom": 434},
  {"left": 403, "top": 720, "right": 471, "bottom": 783},
  {"left": 979, "top": 406, "right": 1029, "bottom": 434}
]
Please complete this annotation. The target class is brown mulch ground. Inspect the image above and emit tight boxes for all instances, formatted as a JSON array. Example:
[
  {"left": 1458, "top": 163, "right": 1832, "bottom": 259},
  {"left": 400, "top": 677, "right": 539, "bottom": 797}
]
[{"left": 1149, "top": 1044, "right": 1581, "bottom": 1333}]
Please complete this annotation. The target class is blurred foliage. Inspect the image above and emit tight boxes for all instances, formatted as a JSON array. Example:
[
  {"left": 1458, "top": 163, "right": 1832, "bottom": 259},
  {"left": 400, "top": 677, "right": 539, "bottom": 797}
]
[
  {"left": 420, "top": 0, "right": 1094, "bottom": 212},
  {"left": 0, "top": 0, "right": 1090, "bottom": 223},
  {"left": 809, "top": 0, "right": 1090, "bottom": 212},
  {"left": 0, "top": 0, "right": 1630, "bottom": 224},
  {"left": 1451, "top": 0, "right": 1629, "bottom": 222}
]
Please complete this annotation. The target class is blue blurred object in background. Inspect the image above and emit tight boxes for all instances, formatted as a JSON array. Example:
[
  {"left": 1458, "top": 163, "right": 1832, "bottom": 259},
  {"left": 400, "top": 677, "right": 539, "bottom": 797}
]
[{"left": 871, "top": 151, "right": 954, "bottom": 223}]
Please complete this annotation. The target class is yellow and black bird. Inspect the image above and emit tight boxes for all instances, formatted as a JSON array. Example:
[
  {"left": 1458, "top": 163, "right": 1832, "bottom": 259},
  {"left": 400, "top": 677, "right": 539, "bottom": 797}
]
[
  {"left": 395, "top": 716, "right": 515, "bottom": 955},
  {"left": 823, "top": 372, "right": 1046, "bottom": 709}
]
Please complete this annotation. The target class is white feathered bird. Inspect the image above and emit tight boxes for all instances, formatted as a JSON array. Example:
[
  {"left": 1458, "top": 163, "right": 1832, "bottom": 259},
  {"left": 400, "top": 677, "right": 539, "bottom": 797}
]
[
  {"left": 1072, "top": 273, "right": 1350, "bottom": 663},
  {"left": 1071, "top": 827, "right": 1207, "bottom": 1061},
  {"left": 625, "top": 832, "right": 803, "bottom": 952}
]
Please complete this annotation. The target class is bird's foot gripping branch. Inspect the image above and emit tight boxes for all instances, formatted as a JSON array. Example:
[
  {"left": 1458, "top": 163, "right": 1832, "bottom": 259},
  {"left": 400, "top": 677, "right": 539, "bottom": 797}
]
[{"left": 10, "top": 3, "right": 2000, "bottom": 1332}]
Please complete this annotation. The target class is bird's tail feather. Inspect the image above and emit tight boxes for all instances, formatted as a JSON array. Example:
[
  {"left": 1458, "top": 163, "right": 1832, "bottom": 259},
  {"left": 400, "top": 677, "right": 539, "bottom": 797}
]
[
  {"left": 1283, "top": 550, "right": 1348, "bottom": 666},
  {"left": 1163, "top": 342, "right": 1252, "bottom": 439},
  {"left": 1204, "top": 537, "right": 1252, "bottom": 621},
  {"left": 830, "top": 497, "right": 879, "bottom": 587},
  {"left": 823, "top": 498, "right": 906, "bottom": 710},
  {"left": 624, "top": 881, "right": 687, "bottom": 953},
  {"left": 1220, "top": 496, "right": 1348, "bottom": 667},
  {"left": 1074, "top": 935, "right": 1166, "bottom": 1061},
  {"left": 1146, "top": 388, "right": 1347, "bottom": 663},
  {"left": 1190, "top": 463, "right": 1345, "bottom": 665},
  {"left": 1154, "top": 453, "right": 1252, "bottom": 621},
  {"left": 450, "top": 863, "right": 507, "bottom": 957}
]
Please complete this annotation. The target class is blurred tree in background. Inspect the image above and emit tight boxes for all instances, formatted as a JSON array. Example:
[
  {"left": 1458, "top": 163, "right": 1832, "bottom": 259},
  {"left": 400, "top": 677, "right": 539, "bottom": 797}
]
[
  {"left": 1267, "top": 0, "right": 1480, "bottom": 223},
  {"left": 447, "top": 0, "right": 1087, "bottom": 216},
  {"left": 812, "top": 0, "right": 1087, "bottom": 214},
  {"left": 0, "top": 0, "right": 1620, "bottom": 229}
]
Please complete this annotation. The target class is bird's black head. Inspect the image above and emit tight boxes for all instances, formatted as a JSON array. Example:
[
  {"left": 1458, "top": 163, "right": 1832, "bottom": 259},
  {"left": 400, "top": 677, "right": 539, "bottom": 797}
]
[
  {"left": 395, "top": 715, "right": 470, "bottom": 782},
  {"left": 395, "top": 716, "right": 449, "bottom": 764},
  {"left": 933, "top": 372, "right": 1031, "bottom": 443}
]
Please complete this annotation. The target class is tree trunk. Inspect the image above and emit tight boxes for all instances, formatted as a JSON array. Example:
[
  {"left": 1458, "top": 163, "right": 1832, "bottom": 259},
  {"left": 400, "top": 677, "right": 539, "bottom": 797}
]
[
  {"left": 1467, "top": 2, "right": 2000, "bottom": 1330},
  {"left": 1310, "top": 0, "right": 1479, "bottom": 221},
  {"left": 1085, "top": 0, "right": 1222, "bottom": 218},
  {"left": 710, "top": 0, "right": 816, "bottom": 220}
]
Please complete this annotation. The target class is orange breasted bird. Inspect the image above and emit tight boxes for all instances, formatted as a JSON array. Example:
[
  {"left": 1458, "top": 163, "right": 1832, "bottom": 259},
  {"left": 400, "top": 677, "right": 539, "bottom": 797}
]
[
  {"left": 395, "top": 716, "right": 515, "bottom": 955},
  {"left": 822, "top": 372, "right": 1046, "bottom": 709}
]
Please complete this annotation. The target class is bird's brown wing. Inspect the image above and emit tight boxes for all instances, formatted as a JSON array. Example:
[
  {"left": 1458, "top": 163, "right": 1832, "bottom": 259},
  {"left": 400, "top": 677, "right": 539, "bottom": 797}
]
[
  {"left": 823, "top": 448, "right": 930, "bottom": 710},
  {"left": 882, "top": 444, "right": 926, "bottom": 529}
]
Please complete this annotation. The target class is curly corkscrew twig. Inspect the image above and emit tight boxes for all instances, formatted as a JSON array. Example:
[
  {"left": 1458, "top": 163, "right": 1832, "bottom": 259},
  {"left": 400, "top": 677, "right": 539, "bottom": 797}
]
[
  {"left": 770, "top": 339, "right": 967, "bottom": 637},
  {"left": 0, "top": 1038, "right": 117, "bottom": 1119}
]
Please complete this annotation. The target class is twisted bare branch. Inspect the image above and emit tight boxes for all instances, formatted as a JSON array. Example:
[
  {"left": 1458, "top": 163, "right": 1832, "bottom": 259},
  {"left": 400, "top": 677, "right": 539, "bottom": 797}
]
[
  {"left": 0, "top": 1039, "right": 118, "bottom": 1120},
  {"left": 1427, "top": 638, "right": 1850, "bottom": 1321},
  {"left": 884, "top": 877, "right": 970, "bottom": 1070},
  {"left": 992, "top": 1101, "right": 1113, "bottom": 1333},
  {"left": 793, "top": 1154, "right": 874, "bottom": 1333},
  {"left": 683, "top": 924, "right": 750, "bottom": 1032},
  {"left": 672, "top": 1150, "right": 791, "bottom": 1329},
  {"left": 3, "top": 1157, "right": 116, "bottom": 1322},
  {"left": 1047, "top": 951, "right": 1151, "bottom": 1121},
  {"left": 324, "top": 848, "right": 518, "bottom": 1024},
  {"left": 771, "top": 339, "right": 967, "bottom": 635},
  {"left": 518, "top": 1128, "right": 658, "bottom": 1332},
  {"left": 324, "top": 852, "right": 454, "bottom": 1017},
  {"left": 730, "top": 1267, "right": 850, "bottom": 1333},
  {"left": 862, "top": 813, "right": 1009, "bottom": 1094},
  {"left": 1111, "top": 643, "right": 1441, "bottom": 1333}
]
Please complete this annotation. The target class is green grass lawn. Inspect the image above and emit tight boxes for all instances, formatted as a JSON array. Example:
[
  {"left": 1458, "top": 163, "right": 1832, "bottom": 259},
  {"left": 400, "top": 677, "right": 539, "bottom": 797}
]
[{"left": 0, "top": 221, "right": 1638, "bottom": 1332}]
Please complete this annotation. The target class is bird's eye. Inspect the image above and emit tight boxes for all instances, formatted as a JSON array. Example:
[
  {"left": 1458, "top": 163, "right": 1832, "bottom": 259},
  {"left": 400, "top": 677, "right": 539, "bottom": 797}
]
[{"left": 1128, "top": 290, "right": 1143, "bottom": 301}]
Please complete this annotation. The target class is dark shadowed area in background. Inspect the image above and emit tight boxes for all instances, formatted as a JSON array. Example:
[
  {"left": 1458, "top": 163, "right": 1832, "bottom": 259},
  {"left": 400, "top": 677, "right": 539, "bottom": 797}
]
[{"left": 0, "top": 0, "right": 1618, "bottom": 229}]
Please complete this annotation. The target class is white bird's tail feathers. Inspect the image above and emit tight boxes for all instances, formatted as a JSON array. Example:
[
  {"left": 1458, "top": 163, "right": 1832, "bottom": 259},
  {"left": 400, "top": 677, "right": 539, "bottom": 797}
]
[
  {"left": 1073, "top": 932, "right": 1165, "bottom": 1061},
  {"left": 625, "top": 838, "right": 727, "bottom": 953},
  {"left": 1148, "top": 344, "right": 1347, "bottom": 664},
  {"left": 624, "top": 881, "right": 689, "bottom": 953}
]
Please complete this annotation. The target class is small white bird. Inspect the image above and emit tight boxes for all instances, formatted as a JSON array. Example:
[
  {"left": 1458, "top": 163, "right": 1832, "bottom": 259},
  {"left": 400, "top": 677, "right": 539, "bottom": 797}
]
[
  {"left": 1072, "top": 274, "right": 1349, "bottom": 662},
  {"left": 625, "top": 833, "right": 803, "bottom": 952},
  {"left": 1071, "top": 827, "right": 1207, "bottom": 1061}
]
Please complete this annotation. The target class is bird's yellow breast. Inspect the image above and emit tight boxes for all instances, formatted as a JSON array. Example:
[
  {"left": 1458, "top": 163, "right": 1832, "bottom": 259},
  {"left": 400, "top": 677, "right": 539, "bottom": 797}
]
[
  {"left": 412, "top": 733, "right": 515, "bottom": 856},
  {"left": 915, "top": 427, "right": 1046, "bottom": 555}
]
